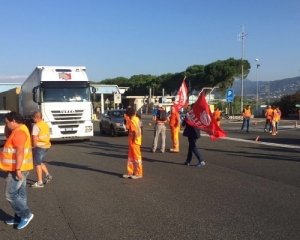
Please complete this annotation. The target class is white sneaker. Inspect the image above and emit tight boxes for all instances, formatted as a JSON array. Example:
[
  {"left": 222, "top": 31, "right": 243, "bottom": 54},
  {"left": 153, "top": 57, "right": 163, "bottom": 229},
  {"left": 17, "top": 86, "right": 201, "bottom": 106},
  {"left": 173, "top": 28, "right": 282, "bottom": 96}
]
[
  {"left": 122, "top": 174, "right": 133, "bottom": 178},
  {"left": 131, "top": 175, "right": 143, "bottom": 180}
]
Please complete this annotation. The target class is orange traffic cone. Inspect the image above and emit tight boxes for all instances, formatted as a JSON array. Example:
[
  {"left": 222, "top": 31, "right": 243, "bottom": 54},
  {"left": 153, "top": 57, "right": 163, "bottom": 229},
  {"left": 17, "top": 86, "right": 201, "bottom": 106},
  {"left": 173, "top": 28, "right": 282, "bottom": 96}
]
[
  {"left": 295, "top": 122, "right": 298, "bottom": 128},
  {"left": 255, "top": 136, "right": 259, "bottom": 142}
]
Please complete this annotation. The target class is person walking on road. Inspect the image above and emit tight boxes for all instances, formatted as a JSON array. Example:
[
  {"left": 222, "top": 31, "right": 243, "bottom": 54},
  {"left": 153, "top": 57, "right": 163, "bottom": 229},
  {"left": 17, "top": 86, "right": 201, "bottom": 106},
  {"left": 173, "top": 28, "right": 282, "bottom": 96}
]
[
  {"left": 182, "top": 105, "right": 205, "bottom": 167},
  {"left": 152, "top": 104, "right": 168, "bottom": 153},
  {"left": 271, "top": 106, "right": 279, "bottom": 136},
  {"left": 123, "top": 108, "right": 143, "bottom": 179},
  {"left": 0, "top": 111, "right": 34, "bottom": 229},
  {"left": 275, "top": 106, "right": 281, "bottom": 133},
  {"left": 240, "top": 105, "right": 251, "bottom": 132},
  {"left": 264, "top": 105, "right": 273, "bottom": 132},
  {"left": 31, "top": 111, "right": 52, "bottom": 188},
  {"left": 168, "top": 106, "right": 180, "bottom": 153},
  {"left": 213, "top": 107, "right": 221, "bottom": 127}
]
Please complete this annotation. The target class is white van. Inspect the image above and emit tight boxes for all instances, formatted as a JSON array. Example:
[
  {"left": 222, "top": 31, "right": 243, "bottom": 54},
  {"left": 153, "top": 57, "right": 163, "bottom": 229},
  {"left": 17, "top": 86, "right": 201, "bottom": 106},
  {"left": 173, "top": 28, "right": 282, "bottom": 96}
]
[{"left": 0, "top": 110, "right": 10, "bottom": 143}]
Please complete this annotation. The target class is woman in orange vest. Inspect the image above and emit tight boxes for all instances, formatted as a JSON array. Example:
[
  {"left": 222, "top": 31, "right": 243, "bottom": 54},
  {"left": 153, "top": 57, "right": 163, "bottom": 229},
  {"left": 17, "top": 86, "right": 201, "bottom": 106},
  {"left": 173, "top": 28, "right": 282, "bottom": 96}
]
[
  {"left": 0, "top": 112, "right": 34, "bottom": 229},
  {"left": 275, "top": 106, "right": 281, "bottom": 133},
  {"left": 213, "top": 107, "right": 221, "bottom": 127},
  {"left": 240, "top": 105, "right": 251, "bottom": 132},
  {"left": 123, "top": 108, "right": 143, "bottom": 179},
  {"left": 168, "top": 106, "right": 180, "bottom": 153},
  {"left": 271, "top": 106, "right": 279, "bottom": 135}
]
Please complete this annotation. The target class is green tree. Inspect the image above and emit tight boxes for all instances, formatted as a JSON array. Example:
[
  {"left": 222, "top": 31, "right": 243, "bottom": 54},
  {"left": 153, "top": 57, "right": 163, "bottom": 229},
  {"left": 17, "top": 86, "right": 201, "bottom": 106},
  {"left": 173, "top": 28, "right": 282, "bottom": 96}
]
[{"left": 273, "top": 92, "right": 300, "bottom": 117}]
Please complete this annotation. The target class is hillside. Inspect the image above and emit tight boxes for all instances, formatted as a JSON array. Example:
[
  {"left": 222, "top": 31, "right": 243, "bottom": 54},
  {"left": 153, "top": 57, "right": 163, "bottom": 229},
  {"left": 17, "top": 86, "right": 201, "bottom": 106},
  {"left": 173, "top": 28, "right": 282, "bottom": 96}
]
[{"left": 232, "top": 76, "right": 300, "bottom": 102}]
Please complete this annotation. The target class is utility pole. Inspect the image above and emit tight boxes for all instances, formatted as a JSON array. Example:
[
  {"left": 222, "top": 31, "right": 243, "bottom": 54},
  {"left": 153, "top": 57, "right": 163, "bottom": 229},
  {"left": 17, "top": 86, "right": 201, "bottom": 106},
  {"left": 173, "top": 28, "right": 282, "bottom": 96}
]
[{"left": 238, "top": 24, "right": 248, "bottom": 113}]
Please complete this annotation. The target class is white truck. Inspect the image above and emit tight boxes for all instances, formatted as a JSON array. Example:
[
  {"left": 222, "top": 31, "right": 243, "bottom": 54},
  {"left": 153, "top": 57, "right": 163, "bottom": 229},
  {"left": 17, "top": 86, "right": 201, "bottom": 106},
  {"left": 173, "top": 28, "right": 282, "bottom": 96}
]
[{"left": 19, "top": 66, "right": 96, "bottom": 140}]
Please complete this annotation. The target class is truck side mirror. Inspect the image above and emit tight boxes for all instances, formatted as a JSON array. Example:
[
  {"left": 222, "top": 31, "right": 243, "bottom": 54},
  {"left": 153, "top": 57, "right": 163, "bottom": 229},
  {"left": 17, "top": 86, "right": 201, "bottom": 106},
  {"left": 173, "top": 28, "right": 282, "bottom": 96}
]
[
  {"left": 32, "top": 87, "right": 37, "bottom": 103},
  {"left": 32, "top": 86, "right": 41, "bottom": 104}
]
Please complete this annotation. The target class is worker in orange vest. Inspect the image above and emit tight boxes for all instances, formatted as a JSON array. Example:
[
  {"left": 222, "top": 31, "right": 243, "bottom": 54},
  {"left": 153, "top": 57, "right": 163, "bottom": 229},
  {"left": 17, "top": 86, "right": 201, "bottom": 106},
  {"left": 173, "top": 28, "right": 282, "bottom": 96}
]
[
  {"left": 213, "top": 107, "right": 221, "bottom": 127},
  {"left": 264, "top": 105, "right": 273, "bottom": 132},
  {"left": 168, "top": 106, "right": 180, "bottom": 153},
  {"left": 123, "top": 108, "right": 143, "bottom": 179},
  {"left": 275, "top": 106, "right": 281, "bottom": 133},
  {"left": 271, "top": 106, "right": 279, "bottom": 135},
  {"left": 240, "top": 105, "right": 251, "bottom": 132},
  {"left": 0, "top": 112, "right": 34, "bottom": 229},
  {"left": 31, "top": 111, "right": 52, "bottom": 188}
]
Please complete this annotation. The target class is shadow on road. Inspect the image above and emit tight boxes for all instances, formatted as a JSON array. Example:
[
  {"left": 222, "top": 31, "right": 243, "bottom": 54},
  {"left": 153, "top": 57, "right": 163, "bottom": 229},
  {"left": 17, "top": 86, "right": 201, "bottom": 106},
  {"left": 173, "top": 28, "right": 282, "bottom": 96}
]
[{"left": 47, "top": 161, "right": 122, "bottom": 177}]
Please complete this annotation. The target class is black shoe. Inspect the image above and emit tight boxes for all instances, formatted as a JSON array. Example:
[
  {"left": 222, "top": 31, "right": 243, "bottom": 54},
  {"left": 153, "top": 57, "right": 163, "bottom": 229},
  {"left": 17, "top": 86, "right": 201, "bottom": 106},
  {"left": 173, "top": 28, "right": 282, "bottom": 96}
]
[
  {"left": 184, "top": 162, "right": 190, "bottom": 166},
  {"left": 246, "top": 130, "right": 249, "bottom": 132}
]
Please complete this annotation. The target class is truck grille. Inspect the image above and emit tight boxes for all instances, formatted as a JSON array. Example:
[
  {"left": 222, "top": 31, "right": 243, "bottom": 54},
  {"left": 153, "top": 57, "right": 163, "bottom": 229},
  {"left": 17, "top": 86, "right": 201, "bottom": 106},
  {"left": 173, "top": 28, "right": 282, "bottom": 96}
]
[{"left": 50, "top": 110, "right": 85, "bottom": 135}]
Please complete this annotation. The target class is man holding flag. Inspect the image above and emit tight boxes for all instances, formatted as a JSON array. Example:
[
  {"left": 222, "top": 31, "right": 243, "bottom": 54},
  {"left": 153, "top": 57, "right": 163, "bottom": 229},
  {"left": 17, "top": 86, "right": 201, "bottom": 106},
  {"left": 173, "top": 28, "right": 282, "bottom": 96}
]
[{"left": 182, "top": 90, "right": 227, "bottom": 166}]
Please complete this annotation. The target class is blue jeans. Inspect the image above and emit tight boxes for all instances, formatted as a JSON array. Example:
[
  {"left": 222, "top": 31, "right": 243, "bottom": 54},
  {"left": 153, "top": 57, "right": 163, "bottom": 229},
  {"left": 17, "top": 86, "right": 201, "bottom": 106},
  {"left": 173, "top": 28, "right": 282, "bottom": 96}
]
[
  {"left": 5, "top": 171, "right": 31, "bottom": 219},
  {"left": 186, "top": 137, "right": 204, "bottom": 163},
  {"left": 33, "top": 147, "right": 49, "bottom": 165},
  {"left": 240, "top": 118, "right": 250, "bottom": 131}
]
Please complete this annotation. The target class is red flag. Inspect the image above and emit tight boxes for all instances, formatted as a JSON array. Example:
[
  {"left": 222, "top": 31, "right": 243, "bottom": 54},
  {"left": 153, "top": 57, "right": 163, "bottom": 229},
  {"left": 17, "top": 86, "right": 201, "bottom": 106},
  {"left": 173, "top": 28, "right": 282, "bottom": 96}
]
[
  {"left": 184, "top": 92, "right": 227, "bottom": 140},
  {"left": 173, "top": 77, "right": 188, "bottom": 112}
]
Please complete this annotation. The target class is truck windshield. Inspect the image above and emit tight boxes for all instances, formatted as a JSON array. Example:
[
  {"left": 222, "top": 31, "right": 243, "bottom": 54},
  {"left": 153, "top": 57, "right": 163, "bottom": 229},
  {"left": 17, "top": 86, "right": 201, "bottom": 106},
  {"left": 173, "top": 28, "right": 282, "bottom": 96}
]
[{"left": 42, "top": 87, "right": 91, "bottom": 102}]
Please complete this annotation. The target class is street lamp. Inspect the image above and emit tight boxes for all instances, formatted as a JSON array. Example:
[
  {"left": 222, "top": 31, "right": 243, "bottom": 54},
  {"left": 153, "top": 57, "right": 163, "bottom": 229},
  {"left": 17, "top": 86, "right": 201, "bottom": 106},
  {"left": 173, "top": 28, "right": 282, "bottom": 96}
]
[{"left": 255, "top": 59, "right": 260, "bottom": 116}]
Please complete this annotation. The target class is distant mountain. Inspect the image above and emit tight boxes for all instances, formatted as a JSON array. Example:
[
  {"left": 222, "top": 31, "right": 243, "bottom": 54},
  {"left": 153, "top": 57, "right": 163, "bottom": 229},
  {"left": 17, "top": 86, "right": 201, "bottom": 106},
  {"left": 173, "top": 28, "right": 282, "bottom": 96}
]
[{"left": 232, "top": 76, "right": 300, "bottom": 102}]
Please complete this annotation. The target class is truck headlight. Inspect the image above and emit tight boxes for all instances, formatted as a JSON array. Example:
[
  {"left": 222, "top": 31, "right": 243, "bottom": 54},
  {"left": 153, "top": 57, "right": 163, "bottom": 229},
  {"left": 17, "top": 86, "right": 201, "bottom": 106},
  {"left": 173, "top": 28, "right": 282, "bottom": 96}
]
[{"left": 115, "top": 123, "right": 121, "bottom": 127}]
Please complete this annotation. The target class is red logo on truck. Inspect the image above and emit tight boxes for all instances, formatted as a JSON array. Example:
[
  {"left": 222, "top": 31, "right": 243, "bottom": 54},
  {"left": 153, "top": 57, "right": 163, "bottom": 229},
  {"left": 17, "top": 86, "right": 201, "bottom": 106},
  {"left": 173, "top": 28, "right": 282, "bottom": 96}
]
[{"left": 58, "top": 73, "right": 71, "bottom": 80}]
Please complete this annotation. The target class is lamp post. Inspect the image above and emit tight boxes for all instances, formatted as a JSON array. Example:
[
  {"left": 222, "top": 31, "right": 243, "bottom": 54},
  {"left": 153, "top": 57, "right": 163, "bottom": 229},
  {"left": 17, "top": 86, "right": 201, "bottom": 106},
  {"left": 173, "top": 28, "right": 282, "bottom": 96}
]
[{"left": 255, "top": 59, "right": 260, "bottom": 116}]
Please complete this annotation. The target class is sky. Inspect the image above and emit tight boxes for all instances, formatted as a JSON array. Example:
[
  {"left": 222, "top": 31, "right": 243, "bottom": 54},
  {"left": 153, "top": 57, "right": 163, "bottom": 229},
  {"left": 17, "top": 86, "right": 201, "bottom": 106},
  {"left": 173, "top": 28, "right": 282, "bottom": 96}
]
[{"left": 0, "top": 0, "right": 299, "bottom": 85}]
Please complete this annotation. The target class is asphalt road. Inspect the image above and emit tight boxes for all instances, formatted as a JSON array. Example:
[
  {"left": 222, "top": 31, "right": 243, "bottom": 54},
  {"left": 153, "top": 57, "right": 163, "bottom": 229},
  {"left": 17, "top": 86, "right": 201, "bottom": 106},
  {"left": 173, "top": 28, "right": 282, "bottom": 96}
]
[{"left": 1, "top": 117, "right": 300, "bottom": 240}]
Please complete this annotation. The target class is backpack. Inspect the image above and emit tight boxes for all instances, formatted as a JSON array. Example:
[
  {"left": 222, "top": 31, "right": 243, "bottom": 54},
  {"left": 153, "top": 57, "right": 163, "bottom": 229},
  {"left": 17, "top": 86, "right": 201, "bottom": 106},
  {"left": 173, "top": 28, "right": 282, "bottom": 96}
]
[{"left": 158, "top": 109, "right": 167, "bottom": 121}]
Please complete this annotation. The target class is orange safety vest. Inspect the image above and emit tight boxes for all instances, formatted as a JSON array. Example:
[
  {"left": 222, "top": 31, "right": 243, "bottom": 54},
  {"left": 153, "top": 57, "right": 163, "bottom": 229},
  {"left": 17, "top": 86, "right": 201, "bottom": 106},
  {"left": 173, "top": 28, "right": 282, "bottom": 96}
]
[
  {"left": 35, "top": 121, "right": 51, "bottom": 148},
  {"left": 0, "top": 124, "right": 33, "bottom": 171},
  {"left": 243, "top": 108, "right": 251, "bottom": 118},
  {"left": 213, "top": 110, "right": 221, "bottom": 120},
  {"left": 128, "top": 116, "right": 142, "bottom": 145},
  {"left": 265, "top": 109, "right": 273, "bottom": 120},
  {"left": 272, "top": 109, "right": 279, "bottom": 122}
]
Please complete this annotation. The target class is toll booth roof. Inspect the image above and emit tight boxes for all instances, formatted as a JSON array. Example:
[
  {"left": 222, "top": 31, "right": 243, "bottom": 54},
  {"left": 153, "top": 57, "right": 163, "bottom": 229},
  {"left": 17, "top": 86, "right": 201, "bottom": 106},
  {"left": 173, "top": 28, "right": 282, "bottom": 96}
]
[{"left": 91, "top": 85, "right": 120, "bottom": 94}]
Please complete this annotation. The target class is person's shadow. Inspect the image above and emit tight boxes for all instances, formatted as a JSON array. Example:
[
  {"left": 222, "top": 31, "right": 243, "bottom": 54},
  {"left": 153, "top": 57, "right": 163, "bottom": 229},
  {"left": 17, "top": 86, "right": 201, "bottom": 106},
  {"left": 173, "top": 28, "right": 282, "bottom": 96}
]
[{"left": 0, "top": 209, "right": 12, "bottom": 222}]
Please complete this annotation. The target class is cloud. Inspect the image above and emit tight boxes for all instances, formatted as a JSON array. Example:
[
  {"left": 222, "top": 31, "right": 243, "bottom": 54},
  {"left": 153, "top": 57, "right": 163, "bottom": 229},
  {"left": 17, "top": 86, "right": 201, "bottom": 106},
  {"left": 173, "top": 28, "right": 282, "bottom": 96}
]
[
  {"left": 0, "top": 75, "right": 27, "bottom": 80},
  {"left": 0, "top": 75, "right": 27, "bottom": 83}
]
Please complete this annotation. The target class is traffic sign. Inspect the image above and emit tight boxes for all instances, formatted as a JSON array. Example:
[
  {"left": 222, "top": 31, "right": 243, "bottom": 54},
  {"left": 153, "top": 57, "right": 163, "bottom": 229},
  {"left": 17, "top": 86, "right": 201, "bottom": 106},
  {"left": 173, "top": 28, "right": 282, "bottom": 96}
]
[{"left": 226, "top": 89, "right": 234, "bottom": 102}]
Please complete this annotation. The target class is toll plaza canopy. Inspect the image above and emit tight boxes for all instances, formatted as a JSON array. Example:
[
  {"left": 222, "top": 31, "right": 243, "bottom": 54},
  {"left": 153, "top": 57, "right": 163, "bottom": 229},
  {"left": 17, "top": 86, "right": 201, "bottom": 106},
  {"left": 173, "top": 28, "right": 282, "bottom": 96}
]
[
  {"left": 91, "top": 84, "right": 120, "bottom": 94},
  {"left": 91, "top": 84, "right": 126, "bottom": 113}
]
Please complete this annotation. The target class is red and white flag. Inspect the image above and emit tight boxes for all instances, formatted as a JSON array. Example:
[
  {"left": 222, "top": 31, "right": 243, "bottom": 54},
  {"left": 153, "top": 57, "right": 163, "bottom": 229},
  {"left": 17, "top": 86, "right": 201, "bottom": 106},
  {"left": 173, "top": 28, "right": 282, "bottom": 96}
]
[
  {"left": 173, "top": 77, "right": 188, "bottom": 112},
  {"left": 184, "top": 92, "right": 227, "bottom": 140}
]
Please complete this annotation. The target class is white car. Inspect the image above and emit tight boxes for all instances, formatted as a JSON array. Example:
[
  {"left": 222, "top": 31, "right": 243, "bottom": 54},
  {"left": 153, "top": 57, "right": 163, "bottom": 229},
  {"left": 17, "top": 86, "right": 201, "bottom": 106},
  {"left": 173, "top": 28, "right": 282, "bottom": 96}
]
[{"left": 0, "top": 110, "right": 11, "bottom": 143}]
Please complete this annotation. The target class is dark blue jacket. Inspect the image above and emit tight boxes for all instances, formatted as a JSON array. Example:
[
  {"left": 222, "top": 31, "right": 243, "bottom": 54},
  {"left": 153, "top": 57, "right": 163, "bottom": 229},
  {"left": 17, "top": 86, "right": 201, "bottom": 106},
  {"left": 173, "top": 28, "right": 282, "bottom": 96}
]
[{"left": 182, "top": 119, "right": 201, "bottom": 139}]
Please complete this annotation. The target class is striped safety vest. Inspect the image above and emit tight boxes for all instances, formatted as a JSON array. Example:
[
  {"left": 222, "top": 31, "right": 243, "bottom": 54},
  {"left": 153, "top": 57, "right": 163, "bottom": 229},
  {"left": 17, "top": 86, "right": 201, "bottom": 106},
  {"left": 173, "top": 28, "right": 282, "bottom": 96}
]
[
  {"left": 35, "top": 121, "right": 51, "bottom": 148},
  {"left": 0, "top": 124, "right": 33, "bottom": 171},
  {"left": 128, "top": 116, "right": 142, "bottom": 145}
]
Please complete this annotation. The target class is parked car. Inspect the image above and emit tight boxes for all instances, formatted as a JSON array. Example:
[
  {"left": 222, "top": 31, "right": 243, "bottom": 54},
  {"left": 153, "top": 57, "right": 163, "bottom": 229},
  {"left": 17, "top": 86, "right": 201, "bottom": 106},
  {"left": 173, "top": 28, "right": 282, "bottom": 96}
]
[
  {"left": 99, "top": 109, "right": 128, "bottom": 137},
  {"left": 0, "top": 110, "right": 11, "bottom": 143}
]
